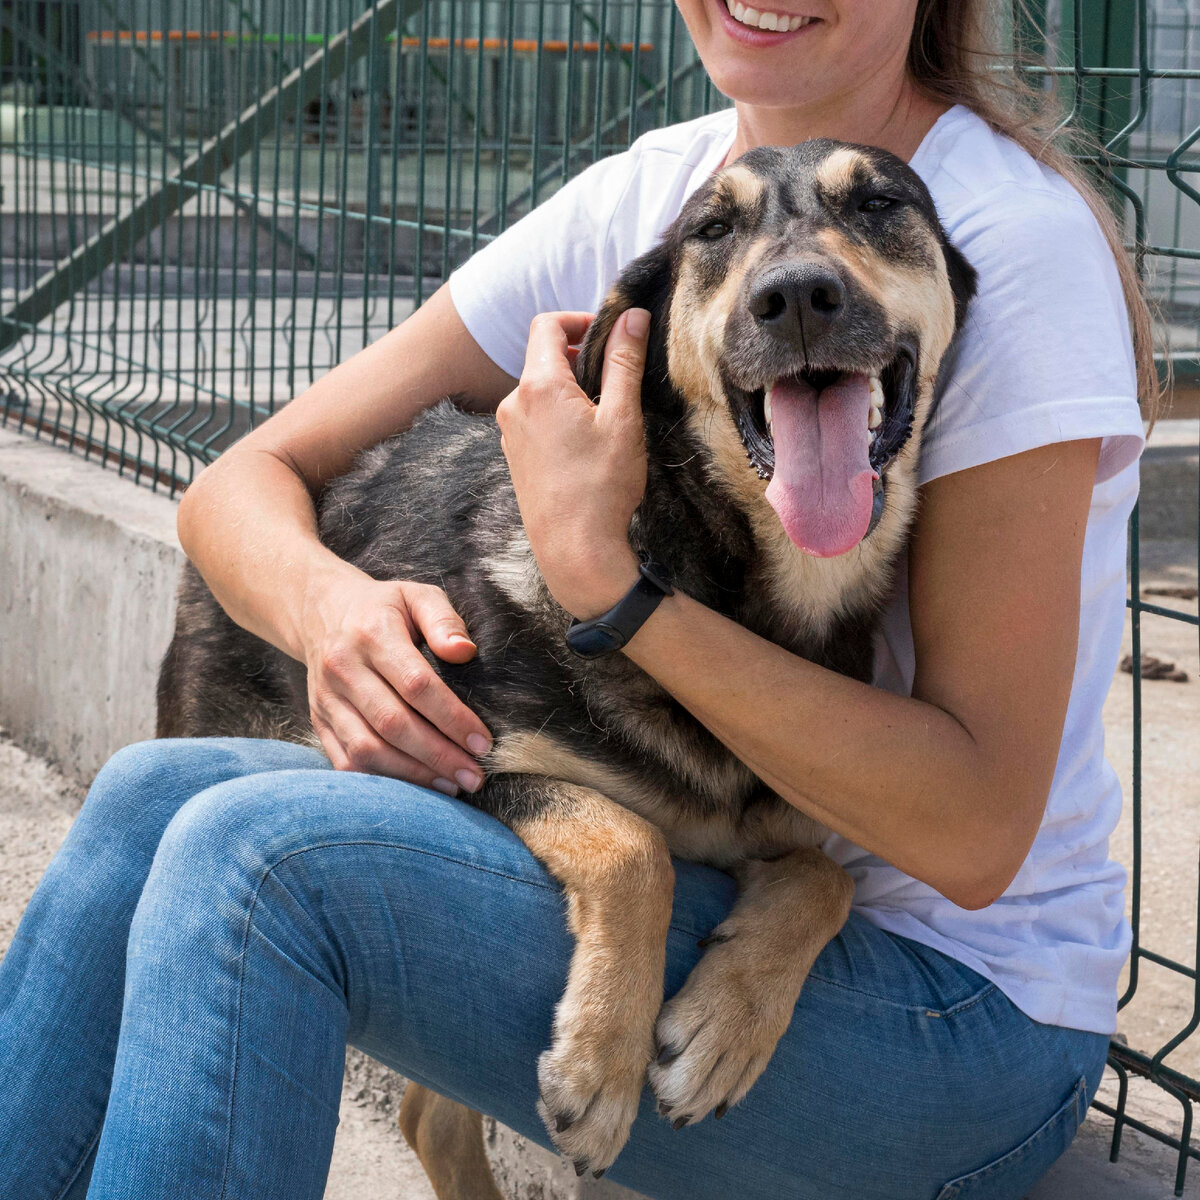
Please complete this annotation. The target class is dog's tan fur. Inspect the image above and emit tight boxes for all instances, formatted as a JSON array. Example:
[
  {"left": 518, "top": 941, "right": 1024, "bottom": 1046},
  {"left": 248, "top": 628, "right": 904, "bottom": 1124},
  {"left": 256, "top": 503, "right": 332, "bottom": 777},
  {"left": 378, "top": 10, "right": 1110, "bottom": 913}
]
[
  {"left": 649, "top": 848, "right": 854, "bottom": 1119},
  {"left": 488, "top": 731, "right": 825, "bottom": 869},
  {"left": 813, "top": 145, "right": 865, "bottom": 199},
  {"left": 517, "top": 787, "right": 675, "bottom": 1174},
  {"left": 398, "top": 1087, "right": 505, "bottom": 1200}
]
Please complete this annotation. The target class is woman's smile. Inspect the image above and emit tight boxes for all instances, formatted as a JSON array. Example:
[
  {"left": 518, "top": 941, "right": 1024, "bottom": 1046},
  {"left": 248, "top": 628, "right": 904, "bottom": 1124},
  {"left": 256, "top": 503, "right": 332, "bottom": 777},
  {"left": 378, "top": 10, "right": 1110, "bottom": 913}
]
[{"left": 712, "top": 0, "right": 822, "bottom": 45}]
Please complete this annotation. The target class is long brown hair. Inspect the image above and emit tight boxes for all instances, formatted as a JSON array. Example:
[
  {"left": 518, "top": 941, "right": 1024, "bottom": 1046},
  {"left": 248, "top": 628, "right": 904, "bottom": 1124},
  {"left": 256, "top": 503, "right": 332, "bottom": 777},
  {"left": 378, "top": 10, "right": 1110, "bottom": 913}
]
[{"left": 908, "top": 0, "right": 1162, "bottom": 418}]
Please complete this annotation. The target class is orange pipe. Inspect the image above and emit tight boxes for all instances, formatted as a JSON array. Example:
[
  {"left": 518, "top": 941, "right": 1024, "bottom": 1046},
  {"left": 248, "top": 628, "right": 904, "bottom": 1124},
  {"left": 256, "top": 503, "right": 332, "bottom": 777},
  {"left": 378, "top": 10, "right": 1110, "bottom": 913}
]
[{"left": 86, "top": 30, "right": 655, "bottom": 52}]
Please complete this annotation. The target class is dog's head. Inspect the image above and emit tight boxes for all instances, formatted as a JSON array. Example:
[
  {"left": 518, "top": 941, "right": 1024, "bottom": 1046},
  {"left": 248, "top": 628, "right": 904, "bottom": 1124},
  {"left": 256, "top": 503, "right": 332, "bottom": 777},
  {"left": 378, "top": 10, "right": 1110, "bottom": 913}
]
[{"left": 577, "top": 139, "right": 976, "bottom": 572}]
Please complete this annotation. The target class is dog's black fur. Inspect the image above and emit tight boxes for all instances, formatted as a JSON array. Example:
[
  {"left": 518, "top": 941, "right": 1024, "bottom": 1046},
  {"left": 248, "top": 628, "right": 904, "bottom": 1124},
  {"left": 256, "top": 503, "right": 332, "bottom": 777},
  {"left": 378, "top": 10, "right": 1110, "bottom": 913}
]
[{"left": 157, "top": 140, "right": 977, "bottom": 1176}]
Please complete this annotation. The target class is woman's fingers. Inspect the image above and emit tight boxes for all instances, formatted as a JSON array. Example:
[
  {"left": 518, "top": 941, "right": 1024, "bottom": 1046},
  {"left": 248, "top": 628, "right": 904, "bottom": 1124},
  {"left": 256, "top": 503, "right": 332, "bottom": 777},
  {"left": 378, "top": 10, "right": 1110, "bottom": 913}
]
[
  {"left": 523, "top": 312, "right": 595, "bottom": 387},
  {"left": 370, "top": 634, "right": 492, "bottom": 763},
  {"left": 361, "top": 664, "right": 486, "bottom": 788},
  {"left": 321, "top": 641, "right": 486, "bottom": 787},
  {"left": 303, "top": 574, "right": 492, "bottom": 787},
  {"left": 311, "top": 699, "right": 461, "bottom": 795},
  {"left": 598, "top": 308, "right": 651, "bottom": 422},
  {"left": 405, "top": 582, "right": 479, "bottom": 664}
]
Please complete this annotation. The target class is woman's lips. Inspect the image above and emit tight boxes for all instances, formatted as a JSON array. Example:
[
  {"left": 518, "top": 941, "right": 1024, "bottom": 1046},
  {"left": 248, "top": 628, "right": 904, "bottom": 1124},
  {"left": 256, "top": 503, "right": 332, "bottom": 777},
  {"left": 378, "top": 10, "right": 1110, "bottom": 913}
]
[{"left": 713, "top": 0, "right": 820, "bottom": 46}]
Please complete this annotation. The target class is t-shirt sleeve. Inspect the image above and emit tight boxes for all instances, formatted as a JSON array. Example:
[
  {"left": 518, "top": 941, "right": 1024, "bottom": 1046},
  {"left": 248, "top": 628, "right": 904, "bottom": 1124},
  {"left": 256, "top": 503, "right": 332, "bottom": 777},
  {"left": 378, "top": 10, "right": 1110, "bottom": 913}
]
[
  {"left": 920, "top": 182, "right": 1145, "bottom": 487},
  {"left": 447, "top": 152, "right": 639, "bottom": 380}
]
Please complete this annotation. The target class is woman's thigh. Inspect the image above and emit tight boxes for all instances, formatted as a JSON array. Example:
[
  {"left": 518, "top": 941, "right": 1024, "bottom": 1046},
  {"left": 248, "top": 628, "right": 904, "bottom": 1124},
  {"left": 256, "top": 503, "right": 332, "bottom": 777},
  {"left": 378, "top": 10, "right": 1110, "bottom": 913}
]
[{"left": 147, "top": 751, "right": 1108, "bottom": 1200}]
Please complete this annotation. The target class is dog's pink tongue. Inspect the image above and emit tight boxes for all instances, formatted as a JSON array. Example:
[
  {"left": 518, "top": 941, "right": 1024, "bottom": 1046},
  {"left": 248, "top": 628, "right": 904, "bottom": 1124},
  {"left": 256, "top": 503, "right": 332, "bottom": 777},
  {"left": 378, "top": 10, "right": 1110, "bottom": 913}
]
[{"left": 764, "top": 372, "right": 875, "bottom": 557}]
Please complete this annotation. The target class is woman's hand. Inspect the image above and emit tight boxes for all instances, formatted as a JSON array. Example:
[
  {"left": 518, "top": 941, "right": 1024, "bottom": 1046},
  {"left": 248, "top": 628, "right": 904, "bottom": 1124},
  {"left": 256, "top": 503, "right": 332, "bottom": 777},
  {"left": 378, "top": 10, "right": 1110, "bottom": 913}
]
[
  {"left": 496, "top": 309, "right": 651, "bottom": 618},
  {"left": 300, "top": 568, "right": 493, "bottom": 794}
]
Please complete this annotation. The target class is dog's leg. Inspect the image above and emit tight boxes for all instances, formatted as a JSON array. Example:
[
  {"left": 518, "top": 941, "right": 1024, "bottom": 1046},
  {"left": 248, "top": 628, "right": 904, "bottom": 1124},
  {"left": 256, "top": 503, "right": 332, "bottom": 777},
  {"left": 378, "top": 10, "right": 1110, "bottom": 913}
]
[
  {"left": 648, "top": 847, "right": 853, "bottom": 1125},
  {"left": 486, "top": 775, "right": 674, "bottom": 1178},
  {"left": 398, "top": 1083, "right": 504, "bottom": 1200}
]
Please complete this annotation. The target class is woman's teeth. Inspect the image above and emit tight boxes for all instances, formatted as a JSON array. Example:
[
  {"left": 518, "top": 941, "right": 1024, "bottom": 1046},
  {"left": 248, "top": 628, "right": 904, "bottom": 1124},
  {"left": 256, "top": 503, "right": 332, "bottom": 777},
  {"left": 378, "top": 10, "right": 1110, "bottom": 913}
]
[{"left": 725, "top": 0, "right": 814, "bottom": 32}]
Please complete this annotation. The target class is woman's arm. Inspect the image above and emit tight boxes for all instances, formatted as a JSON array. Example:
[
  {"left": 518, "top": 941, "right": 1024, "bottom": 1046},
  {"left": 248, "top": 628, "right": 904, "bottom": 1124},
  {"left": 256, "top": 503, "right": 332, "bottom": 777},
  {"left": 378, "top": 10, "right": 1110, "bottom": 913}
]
[
  {"left": 616, "top": 439, "right": 1099, "bottom": 910},
  {"left": 499, "top": 313, "right": 1101, "bottom": 911},
  {"left": 178, "top": 285, "right": 516, "bottom": 788}
]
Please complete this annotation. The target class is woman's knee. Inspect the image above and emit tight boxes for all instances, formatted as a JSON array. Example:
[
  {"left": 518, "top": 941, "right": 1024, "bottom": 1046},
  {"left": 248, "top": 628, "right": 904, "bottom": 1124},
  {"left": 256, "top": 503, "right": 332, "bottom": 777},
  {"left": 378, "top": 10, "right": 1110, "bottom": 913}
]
[
  {"left": 80, "top": 738, "right": 329, "bottom": 852},
  {"left": 128, "top": 768, "right": 416, "bottom": 999}
]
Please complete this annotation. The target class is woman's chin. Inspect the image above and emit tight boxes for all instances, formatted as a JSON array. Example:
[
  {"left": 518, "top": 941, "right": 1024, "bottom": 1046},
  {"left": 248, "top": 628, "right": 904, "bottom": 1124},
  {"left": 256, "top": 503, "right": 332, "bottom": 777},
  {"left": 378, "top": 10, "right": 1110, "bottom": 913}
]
[{"left": 696, "top": 58, "right": 828, "bottom": 110}]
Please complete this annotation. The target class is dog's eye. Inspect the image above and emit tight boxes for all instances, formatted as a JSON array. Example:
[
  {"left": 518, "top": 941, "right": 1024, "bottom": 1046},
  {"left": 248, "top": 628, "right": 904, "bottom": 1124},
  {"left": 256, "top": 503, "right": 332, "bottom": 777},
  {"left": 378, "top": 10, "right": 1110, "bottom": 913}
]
[
  {"left": 696, "top": 220, "right": 732, "bottom": 240},
  {"left": 859, "top": 196, "right": 896, "bottom": 214}
]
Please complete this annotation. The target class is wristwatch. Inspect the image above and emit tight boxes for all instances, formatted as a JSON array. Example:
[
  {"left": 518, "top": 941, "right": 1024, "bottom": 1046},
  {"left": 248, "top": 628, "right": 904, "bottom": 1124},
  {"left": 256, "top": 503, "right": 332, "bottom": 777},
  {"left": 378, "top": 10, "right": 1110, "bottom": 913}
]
[{"left": 565, "top": 559, "right": 675, "bottom": 659}]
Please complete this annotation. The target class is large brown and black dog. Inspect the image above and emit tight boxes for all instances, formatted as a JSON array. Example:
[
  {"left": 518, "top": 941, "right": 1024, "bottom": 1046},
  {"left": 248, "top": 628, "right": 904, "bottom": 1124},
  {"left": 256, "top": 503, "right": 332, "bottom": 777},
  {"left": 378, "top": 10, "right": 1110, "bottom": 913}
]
[{"left": 157, "top": 140, "right": 976, "bottom": 1192}]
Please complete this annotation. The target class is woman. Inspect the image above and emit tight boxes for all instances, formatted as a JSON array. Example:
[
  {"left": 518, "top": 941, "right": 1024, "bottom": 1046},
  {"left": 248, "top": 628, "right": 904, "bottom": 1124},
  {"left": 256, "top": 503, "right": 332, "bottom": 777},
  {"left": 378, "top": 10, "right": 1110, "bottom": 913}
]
[{"left": 0, "top": 0, "right": 1153, "bottom": 1197}]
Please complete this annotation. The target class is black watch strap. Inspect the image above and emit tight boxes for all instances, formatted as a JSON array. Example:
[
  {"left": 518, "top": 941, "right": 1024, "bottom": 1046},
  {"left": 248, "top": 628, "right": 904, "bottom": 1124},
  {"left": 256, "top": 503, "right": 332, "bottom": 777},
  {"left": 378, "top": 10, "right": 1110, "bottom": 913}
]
[{"left": 565, "top": 559, "right": 674, "bottom": 659}]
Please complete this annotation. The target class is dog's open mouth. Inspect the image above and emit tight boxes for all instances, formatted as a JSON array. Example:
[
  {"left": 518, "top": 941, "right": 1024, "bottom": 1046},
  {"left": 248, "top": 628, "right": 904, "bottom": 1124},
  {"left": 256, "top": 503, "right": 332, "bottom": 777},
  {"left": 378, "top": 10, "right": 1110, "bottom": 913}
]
[{"left": 729, "top": 349, "right": 916, "bottom": 557}]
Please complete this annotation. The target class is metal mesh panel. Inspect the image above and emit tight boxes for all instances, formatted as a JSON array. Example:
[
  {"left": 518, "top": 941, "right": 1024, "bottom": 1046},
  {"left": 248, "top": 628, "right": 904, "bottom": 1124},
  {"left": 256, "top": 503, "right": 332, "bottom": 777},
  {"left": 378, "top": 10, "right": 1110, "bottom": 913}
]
[
  {"left": 0, "top": 0, "right": 721, "bottom": 484},
  {"left": 0, "top": 0, "right": 1197, "bottom": 1189},
  {"left": 1021, "top": 5, "right": 1200, "bottom": 1193}
]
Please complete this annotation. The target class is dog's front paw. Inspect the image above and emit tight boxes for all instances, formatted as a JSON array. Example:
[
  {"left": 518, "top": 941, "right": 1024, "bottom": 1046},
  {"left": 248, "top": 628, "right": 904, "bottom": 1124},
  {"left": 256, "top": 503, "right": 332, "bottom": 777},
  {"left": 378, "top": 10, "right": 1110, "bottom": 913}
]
[
  {"left": 536, "top": 1020, "right": 651, "bottom": 1177},
  {"left": 648, "top": 933, "right": 796, "bottom": 1128}
]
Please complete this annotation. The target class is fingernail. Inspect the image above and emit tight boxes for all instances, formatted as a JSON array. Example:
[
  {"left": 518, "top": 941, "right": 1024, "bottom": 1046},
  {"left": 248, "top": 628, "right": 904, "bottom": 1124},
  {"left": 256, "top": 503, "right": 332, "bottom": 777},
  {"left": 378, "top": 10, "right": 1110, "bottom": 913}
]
[
  {"left": 467, "top": 733, "right": 491, "bottom": 756},
  {"left": 431, "top": 777, "right": 459, "bottom": 797},
  {"left": 449, "top": 632, "right": 474, "bottom": 645},
  {"left": 625, "top": 307, "right": 650, "bottom": 339},
  {"left": 455, "top": 768, "right": 483, "bottom": 792}
]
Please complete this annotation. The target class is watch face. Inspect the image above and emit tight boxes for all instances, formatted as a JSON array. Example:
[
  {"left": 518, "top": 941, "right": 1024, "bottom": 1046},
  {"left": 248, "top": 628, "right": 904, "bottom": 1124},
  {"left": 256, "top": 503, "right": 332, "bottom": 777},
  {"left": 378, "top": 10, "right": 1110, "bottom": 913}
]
[{"left": 566, "top": 621, "right": 627, "bottom": 659}]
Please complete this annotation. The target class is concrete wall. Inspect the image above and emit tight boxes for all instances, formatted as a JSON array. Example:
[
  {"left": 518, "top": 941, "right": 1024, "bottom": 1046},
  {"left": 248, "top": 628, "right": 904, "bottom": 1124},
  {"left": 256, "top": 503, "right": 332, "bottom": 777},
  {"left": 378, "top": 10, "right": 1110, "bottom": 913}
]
[{"left": 0, "top": 427, "right": 183, "bottom": 781}]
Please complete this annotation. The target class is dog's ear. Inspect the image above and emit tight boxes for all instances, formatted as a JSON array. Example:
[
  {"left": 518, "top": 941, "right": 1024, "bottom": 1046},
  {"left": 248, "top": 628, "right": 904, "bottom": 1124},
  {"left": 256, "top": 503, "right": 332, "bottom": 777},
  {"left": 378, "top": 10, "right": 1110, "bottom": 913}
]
[
  {"left": 575, "top": 244, "right": 673, "bottom": 401},
  {"left": 942, "top": 238, "right": 977, "bottom": 333}
]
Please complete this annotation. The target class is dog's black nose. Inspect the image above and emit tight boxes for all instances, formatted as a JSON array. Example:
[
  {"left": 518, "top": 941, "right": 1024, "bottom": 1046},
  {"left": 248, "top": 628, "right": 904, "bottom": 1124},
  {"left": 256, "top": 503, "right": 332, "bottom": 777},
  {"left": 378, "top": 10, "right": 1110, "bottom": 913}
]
[{"left": 748, "top": 264, "right": 845, "bottom": 344}]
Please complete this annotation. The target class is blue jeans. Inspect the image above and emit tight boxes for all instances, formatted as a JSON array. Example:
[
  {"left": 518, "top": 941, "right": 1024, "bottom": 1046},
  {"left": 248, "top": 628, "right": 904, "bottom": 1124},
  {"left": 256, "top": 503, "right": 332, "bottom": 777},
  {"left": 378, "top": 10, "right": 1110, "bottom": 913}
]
[{"left": 0, "top": 738, "right": 1108, "bottom": 1200}]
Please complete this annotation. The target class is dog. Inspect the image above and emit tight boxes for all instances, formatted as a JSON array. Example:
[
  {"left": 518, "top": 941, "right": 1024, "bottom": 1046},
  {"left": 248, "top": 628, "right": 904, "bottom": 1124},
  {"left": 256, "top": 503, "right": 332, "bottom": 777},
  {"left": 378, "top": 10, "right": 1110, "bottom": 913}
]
[{"left": 156, "top": 139, "right": 976, "bottom": 1192}]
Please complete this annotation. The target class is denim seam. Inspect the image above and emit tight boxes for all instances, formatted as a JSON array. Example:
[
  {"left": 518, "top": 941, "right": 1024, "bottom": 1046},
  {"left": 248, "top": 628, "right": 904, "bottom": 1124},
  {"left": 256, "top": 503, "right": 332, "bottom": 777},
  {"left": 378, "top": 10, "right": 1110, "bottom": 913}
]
[
  {"left": 239, "top": 835, "right": 711, "bottom": 934},
  {"left": 938, "top": 1076, "right": 1086, "bottom": 1197},
  {"left": 805, "top": 970, "right": 998, "bottom": 1016},
  {"left": 245, "top": 900, "right": 350, "bottom": 1007},
  {"left": 51, "top": 1124, "right": 102, "bottom": 1200}
]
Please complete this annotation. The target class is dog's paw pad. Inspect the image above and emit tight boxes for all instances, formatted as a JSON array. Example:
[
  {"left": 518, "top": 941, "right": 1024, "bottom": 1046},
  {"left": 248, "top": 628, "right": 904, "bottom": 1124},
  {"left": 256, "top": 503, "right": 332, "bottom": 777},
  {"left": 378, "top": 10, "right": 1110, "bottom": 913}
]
[
  {"left": 536, "top": 1036, "right": 646, "bottom": 1173},
  {"left": 648, "top": 965, "right": 783, "bottom": 1125}
]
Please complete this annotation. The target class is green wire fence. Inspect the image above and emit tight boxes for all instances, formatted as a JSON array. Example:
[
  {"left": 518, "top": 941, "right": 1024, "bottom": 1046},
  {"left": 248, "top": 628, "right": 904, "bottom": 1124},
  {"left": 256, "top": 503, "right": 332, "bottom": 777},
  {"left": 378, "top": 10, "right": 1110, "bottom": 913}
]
[
  {"left": 0, "top": 0, "right": 721, "bottom": 483},
  {"left": 0, "top": 0, "right": 1197, "bottom": 1191}
]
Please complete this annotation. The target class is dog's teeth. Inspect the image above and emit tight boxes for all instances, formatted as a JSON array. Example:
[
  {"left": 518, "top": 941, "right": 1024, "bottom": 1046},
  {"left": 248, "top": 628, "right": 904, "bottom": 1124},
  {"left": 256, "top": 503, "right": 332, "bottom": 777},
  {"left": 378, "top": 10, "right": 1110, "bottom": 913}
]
[
  {"left": 764, "top": 392, "right": 773, "bottom": 431},
  {"left": 867, "top": 375, "right": 884, "bottom": 430},
  {"left": 868, "top": 430, "right": 876, "bottom": 445}
]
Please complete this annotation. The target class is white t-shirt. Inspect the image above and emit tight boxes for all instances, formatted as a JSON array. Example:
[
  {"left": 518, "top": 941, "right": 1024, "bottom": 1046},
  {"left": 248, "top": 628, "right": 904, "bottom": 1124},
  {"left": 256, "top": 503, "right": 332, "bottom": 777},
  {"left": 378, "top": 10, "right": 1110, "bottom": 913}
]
[{"left": 448, "top": 104, "right": 1145, "bottom": 1035}]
